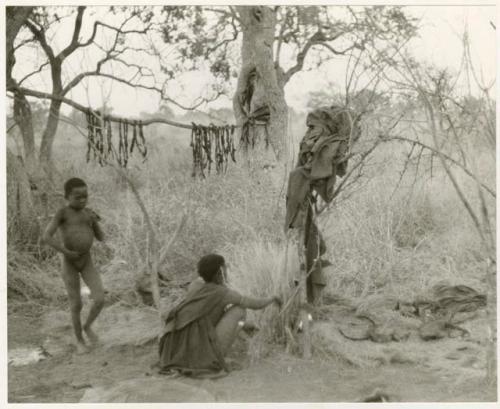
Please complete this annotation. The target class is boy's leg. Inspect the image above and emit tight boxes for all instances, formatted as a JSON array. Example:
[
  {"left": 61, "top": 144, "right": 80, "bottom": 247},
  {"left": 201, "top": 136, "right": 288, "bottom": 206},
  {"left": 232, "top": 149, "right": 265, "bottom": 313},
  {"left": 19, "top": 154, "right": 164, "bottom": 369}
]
[
  {"left": 80, "top": 256, "right": 105, "bottom": 344},
  {"left": 215, "top": 306, "right": 246, "bottom": 356},
  {"left": 61, "top": 259, "right": 88, "bottom": 353}
]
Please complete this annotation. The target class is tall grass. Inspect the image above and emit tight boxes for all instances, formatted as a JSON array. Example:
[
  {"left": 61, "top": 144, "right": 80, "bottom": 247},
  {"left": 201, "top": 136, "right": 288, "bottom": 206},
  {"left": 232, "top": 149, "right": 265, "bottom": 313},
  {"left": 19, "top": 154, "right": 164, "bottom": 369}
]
[
  {"left": 322, "top": 169, "right": 490, "bottom": 302},
  {"left": 225, "top": 239, "right": 299, "bottom": 361}
]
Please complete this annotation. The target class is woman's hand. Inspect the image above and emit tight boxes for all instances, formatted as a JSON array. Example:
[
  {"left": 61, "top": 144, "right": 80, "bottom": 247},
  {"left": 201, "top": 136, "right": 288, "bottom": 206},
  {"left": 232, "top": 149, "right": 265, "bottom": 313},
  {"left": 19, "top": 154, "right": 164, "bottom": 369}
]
[
  {"left": 64, "top": 248, "right": 82, "bottom": 260},
  {"left": 271, "top": 295, "right": 283, "bottom": 308}
]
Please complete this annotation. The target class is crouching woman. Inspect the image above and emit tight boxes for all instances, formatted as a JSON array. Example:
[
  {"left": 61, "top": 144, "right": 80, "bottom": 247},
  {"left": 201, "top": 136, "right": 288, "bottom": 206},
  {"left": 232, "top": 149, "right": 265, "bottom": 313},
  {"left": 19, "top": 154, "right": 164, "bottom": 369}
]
[{"left": 159, "top": 254, "right": 281, "bottom": 377}]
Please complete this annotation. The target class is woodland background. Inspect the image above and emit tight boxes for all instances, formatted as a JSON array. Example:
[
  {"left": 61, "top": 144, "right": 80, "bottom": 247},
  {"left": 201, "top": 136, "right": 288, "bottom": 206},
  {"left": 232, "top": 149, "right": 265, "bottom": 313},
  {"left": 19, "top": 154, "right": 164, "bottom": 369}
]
[{"left": 5, "top": 5, "right": 497, "bottom": 402}]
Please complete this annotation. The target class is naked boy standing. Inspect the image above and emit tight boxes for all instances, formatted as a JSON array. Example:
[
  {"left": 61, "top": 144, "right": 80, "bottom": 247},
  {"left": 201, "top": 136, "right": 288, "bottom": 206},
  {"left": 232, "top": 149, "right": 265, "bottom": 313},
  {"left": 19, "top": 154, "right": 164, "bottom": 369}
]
[{"left": 43, "top": 178, "right": 105, "bottom": 354}]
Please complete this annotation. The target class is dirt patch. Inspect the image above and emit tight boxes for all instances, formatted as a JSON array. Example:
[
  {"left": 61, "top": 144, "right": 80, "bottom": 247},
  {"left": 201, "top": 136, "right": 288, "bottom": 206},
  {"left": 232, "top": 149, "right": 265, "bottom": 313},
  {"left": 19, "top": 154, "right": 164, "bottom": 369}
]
[
  {"left": 80, "top": 377, "right": 215, "bottom": 402},
  {"left": 8, "top": 303, "right": 496, "bottom": 403}
]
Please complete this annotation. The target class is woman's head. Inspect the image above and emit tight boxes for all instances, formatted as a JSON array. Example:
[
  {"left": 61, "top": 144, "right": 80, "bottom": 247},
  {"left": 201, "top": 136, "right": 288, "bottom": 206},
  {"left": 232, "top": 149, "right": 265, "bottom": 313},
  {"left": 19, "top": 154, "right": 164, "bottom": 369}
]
[{"left": 197, "top": 254, "right": 226, "bottom": 284}]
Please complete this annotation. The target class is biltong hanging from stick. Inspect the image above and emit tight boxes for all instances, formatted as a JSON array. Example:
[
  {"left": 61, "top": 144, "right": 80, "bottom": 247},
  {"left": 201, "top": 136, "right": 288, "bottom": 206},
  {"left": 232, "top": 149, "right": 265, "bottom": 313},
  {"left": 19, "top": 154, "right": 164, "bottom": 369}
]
[
  {"left": 190, "top": 123, "right": 237, "bottom": 178},
  {"left": 84, "top": 111, "right": 148, "bottom": 168}
]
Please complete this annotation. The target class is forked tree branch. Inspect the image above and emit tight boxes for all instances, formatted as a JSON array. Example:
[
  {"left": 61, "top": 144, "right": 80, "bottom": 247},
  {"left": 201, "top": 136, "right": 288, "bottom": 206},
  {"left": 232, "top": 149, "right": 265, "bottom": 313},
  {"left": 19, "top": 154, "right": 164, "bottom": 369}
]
[
  {"left": 57, "top": 6, "right": 85, "bottom": 60},
  {"left": 25, "top": 19, "right": 56, "bottom": 63},
  {"left": 283, "top": 30, "right": 359, "bottom": 83}
]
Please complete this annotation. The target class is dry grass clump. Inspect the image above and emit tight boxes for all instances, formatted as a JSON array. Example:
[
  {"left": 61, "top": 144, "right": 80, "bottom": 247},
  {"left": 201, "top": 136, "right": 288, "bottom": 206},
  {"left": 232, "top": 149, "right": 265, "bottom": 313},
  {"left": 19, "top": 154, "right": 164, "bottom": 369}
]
[
  {"left": 225, "top": 238, "right": 300, "bottom": 361},
  {"left": 7, "top": 244, "right": 65, "bottom": 303}
]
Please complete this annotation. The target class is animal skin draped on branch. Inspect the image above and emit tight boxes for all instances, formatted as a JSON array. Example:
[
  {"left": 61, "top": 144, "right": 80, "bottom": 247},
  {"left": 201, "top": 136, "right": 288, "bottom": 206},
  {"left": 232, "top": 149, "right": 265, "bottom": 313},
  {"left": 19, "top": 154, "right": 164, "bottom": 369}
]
[
  {"left": 285, "top": 105, "right": 355, "bottom": 304},
  {"left": 285, "top": 105, "right": 353, "bottom": 229}
]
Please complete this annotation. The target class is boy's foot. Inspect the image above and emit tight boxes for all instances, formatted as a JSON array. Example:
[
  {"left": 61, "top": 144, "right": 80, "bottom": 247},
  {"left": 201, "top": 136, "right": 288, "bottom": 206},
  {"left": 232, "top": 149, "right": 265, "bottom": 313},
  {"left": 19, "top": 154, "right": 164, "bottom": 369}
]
[
  {"left": 75, "top": 341, "right": 90, "bottom": 355},
  {"left": 83, "top": 326, "right": 99, "bottom": 346}
]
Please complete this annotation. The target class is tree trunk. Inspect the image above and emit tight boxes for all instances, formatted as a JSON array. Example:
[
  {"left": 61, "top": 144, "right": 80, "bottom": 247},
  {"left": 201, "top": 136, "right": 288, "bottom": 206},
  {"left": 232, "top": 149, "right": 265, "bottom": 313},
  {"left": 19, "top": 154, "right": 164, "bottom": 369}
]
[
  {"left": 7, "top": 150, "right": 39, "bottom": 246},
  {"left": 39, "top": 98, "right": 62, "bottom": 165},
  {"left": 12, "top": 89, "right": 36, "bottom": 169},
  {"left": 39, "top": 61, "right": 63, "bottom": 167},
  {"left": 233, "top": 6, "right": 288, "bottom": 161},
  {"left": 7, "top": 7, "right": 37, "bottom": 171},
  {"left": 6, "top": 7, "right": 33, "bottom": 89}
]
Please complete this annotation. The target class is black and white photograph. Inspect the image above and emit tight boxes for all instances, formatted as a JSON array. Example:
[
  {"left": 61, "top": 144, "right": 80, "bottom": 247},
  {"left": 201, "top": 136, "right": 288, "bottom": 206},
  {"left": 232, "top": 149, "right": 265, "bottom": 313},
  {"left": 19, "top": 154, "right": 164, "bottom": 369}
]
[{"left": 3, "top": 1, "right": 497, "bottom": 404}]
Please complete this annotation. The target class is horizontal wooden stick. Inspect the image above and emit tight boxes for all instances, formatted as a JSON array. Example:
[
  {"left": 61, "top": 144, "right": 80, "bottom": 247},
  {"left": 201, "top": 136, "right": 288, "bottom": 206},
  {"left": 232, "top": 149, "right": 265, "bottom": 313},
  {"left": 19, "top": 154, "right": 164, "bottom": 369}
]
[{"left": 13, "top": 86, "right": 194, "bottom": 129}]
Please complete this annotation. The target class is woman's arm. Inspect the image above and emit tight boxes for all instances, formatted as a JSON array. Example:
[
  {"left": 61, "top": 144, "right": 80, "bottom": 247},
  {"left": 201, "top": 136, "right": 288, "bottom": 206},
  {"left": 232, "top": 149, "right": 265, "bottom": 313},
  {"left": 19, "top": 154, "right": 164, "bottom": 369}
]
[
  {"left": 226, "top": 289, "right": 281, "bottom": 310},
  {"left": 240, "top": 296, "right": 277, "bottom": 310},
  {"left": 225, "top": 288, "right": 282, "bottom": 310}
]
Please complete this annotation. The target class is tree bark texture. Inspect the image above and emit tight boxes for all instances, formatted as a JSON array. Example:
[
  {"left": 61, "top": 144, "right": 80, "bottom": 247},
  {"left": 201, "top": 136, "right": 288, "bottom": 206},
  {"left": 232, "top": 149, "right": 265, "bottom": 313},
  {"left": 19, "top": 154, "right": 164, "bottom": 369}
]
[
  {"left": 7, "top": 7, "right": 37, "bottom": 169},
  {"left": 6, "top": 7, "right": 33, "bottom": 89},
  {"left": 6, "top": 150, "right": 39, "bottom": 245},
  {"left": 39, "top": 98, "right": 62, "bottom": 165},
  {"left": 39, "top": 60, "right": 64, "bottom": 165},
  {"left": 233, "top": 6, "right": 288, "bottom": 161},
  {"left": 12, "top": 89, "right": 36, "bottom": 168}
]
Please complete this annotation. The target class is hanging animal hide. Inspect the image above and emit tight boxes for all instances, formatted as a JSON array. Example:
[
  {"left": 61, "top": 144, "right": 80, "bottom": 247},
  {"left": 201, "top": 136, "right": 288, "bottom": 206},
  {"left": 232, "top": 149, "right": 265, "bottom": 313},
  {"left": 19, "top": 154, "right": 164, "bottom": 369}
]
[
  {"left": 238, "top": 68, "right": 271, "bottom": 151},
  {"left": 285, "top": 105, "right": 356, "bottom": 304},
  {"left": 240, "top": 105, "right": 271, "bottom": 151}
]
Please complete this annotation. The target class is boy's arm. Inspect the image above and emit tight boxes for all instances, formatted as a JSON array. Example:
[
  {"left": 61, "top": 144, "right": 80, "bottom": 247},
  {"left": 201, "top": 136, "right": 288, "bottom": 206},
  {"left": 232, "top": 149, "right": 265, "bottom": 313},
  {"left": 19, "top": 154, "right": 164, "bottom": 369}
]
[
  {"left": 42, "top": 209, "right": 77, "bottom": 256},
  {"left": 89, "top": 209, "right": 104, "bottom": 241},
  {"left": 92, "top": 220, "right": 105, "bottom": 241}
]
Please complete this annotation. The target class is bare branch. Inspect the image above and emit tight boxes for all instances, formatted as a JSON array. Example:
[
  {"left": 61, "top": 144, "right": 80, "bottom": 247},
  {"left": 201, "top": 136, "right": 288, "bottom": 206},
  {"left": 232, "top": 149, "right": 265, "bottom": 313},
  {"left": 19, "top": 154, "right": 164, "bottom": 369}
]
[
  {"left": 207, "top": 30, "right": 238, "bottom": 54},
  {"left": 57, "top": 6, "right": 85, "bottom": 60},
  {"left": 206, "top": 6, "right": 239, "bottom": 20},
  {"left": 157, "top": 212, "right": 188, "bottom": 267},
  {"left": 72, "top": 13, "right": 151, "bottom": 51},
  {"left": 114, "top": 57, "right": 155, "bottom": 78},
  {"left": 163, "top": 89, "right": 224, "bottom": 111},
  {"left": 13, "top": 36, "right": 36, "bottom": 51},
  {"left": 283, "top": 35, "right": 319, "bottom": 83},
  {"left": 67, "top": 72, "right": 163, "bottom": 95},
  {"left": 7, "top": 122, "right": 18, "bottom": 134},
  {"left": 317, "top": 140, "right": 381, "bottom": 215},
  {"left": 283, "top": 30, "right": 359, "bottom": 83},
  {"left": 382, "top": 134, "right": 495, "bottom": 199},
  {"left": 62, "top": 14, "right": 149, "bottom": 95},
  {"left": 18, "top": 61, "right": 50, "bottom": 86},
  {"left": 316, "top": 41, "right": 358, "bottom": 56},
  {"left": 25, "top": 19, "right": 56, "bottom": 62}
]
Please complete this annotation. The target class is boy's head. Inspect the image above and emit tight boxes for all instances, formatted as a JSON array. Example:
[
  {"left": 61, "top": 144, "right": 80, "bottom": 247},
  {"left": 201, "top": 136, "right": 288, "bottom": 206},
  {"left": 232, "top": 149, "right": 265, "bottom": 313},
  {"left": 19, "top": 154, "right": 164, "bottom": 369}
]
[
  {"left": 197, "top": 254, "right": 226, "bottom": 284},
  {"left": 64, "top": 177, "right": 88, "bottom": 209}
]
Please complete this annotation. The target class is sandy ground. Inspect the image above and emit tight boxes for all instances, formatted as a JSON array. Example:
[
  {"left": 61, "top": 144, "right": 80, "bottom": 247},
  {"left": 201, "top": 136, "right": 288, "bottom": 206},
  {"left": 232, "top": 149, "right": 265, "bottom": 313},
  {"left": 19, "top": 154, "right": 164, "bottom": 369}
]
[{"left": 7, "top": 302, "right": 496, "bottom": 403}]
